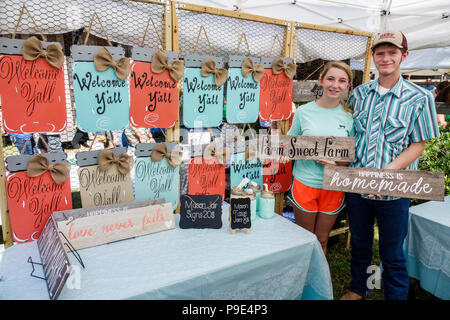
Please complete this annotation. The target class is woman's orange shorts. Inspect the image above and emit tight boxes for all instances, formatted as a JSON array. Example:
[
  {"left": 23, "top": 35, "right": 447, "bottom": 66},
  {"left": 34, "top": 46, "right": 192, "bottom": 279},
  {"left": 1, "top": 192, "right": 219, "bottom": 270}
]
[{"left": 290, "top": 178, "right": 345, "bottom": 215}]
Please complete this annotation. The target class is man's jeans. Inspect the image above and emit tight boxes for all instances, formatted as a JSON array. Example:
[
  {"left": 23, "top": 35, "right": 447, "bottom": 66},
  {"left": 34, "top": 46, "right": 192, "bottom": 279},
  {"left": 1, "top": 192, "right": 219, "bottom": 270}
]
[{"left": 346, "top": 193, "right": 410, "bottom": 300}]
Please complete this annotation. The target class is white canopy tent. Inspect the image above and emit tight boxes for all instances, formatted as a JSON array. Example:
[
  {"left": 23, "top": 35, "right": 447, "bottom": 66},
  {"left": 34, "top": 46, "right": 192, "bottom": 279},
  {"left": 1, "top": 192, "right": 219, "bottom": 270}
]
[{"left": 179, "top": 0, "right": 450, "bottom": 50}]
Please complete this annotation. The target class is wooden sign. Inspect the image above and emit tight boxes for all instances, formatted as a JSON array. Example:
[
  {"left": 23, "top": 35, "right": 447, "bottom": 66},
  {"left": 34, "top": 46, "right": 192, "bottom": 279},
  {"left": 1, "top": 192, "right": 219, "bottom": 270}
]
[
  {"left": 229, "top": 197, "right": 251, "bottom": 234},
  {"left": 37, "top": 216, "right": 72, "bottom": 300},
  {"left": 129, "top": 48, "right": 179, "bottom": 128},
  {"left": 258, "top": 135, "right": 355, "bottom": 162},
  {"left": 179, "top": 194, "right": 223, "bottom": 229},
  {"left": 71, "top": 45, "right": 129, "bottom": 132},
  {"left": 56, "top": 202, "right": 175, "bottom": 251},
  {"left": 0, "top": 38, "right": 67, "bottom": 133},
  {"left": 323, "top": 166, "right": 446, "bottom": 201},
  {"left": 134, "top": 143, "right": 180, "bottom": 210},
  {"left": 76, "top": 148, "right": 134, "bottom": 208},
  {"left": 6, "top": 154, "right": 72, "bottom": 243},
  {"left": 263, "top": 160, "right": 293, "bottom": 193},
  {"left": 188, "top": 157, "right": 225, "bottom": 200},
  {"left": 225, "top": 56, "right": 260, "bottom": 124},
  {"left": 230, "top": 153, "right": 263, "bottom": 189},
  {"left": 259, "top": 58, "right": 294, "bottom": 121},
  {"left": 182, "top": 55, "right": 224, "bottom": 128}
]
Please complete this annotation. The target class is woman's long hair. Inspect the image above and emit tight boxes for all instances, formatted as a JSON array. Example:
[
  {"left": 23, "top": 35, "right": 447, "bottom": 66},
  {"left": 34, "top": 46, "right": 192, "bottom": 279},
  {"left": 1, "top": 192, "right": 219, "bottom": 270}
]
[{"left": 319, "top": 61, "right": 353, "bottom": 114}]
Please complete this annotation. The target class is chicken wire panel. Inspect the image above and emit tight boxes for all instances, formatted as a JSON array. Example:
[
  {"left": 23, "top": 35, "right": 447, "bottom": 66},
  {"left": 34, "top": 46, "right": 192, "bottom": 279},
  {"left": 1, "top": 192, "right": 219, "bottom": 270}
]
[
  {"left": 0, "top": 0, "right": 167, "bottom": 48},
  {"left": 294, "top": 27, "right": 368, "bottom": 64},
  {"left": 176, "top": 8, "right": 287, "bottom": 57}
]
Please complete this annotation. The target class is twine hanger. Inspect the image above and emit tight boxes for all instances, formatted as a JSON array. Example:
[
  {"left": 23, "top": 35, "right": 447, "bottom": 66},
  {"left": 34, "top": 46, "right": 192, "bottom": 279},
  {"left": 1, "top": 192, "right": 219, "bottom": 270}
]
[
  {"left": 193, "top": 25, "right": 214, "bottom": 56},
  {"left": 236, "top": 33, "right": 251, "bottom": 56},
  {"left": 269, "top": 35, "right": 283, "bottom": 57},
  {"left": 12, "top": 4, "right": 46, "bottom": 41},
  {"left": 84, "top": 12, "right": 112, "bottom": 46},
  {"left": 141, "top": 16, "right": 163, "bottom": 48}
]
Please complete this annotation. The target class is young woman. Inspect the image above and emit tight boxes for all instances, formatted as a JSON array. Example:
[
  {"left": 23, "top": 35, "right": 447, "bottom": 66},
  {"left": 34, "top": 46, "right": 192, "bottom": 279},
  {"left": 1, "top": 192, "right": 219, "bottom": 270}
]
[{"left": 281, "top": 61, "right": 354, "bottom": 254}]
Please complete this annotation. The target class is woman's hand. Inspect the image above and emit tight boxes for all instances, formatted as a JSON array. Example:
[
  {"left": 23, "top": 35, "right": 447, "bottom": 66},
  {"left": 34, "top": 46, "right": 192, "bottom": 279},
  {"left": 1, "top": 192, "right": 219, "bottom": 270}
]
[
  {"left": 279, "top": 156, "right": 290, "bottom": 164},
  {"left": 316, "top": 159, "right": 336, "bottom": 166}
]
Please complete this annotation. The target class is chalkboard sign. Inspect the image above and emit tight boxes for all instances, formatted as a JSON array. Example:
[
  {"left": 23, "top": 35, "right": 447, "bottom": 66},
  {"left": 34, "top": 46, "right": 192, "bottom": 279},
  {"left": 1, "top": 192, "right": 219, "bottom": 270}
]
[
  {"left": 37, "top": 215, "right": 72, "bottom": 300},
  {"left": 179, "top": 194, "right": 223, "bottom": 229},
  {"left": 229, "top": 197, "right": 251, "bottom": 234}
]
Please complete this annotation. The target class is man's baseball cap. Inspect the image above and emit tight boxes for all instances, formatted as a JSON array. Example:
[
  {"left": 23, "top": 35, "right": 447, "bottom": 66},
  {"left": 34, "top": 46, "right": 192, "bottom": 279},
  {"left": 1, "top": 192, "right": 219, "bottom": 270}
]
[{"left": 372, "top": 30, "right": 408, "bottom": 51}]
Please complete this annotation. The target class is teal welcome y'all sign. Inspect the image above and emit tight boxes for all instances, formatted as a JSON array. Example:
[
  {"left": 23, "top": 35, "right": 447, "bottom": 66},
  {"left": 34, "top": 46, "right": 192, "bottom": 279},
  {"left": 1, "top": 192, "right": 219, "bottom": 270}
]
[
  {"left": 182, "top": 67, "right": 224, "bottom": 128},
  {"left": 72, "top": 61, "right": 130, "bottom": 132},
  {"left": 134, "top": 157, "right": 180, "bottom": 210},
  {"left": 230, "top": 153, "right": 263, "bottom": 189},
  {"left": 225, "top": 68, "right": 259, "bottom": 124}
]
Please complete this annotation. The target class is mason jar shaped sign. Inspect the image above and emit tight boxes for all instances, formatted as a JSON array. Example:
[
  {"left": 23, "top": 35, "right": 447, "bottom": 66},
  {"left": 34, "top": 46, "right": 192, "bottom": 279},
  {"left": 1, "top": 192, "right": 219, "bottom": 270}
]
[
  {"left": 129, "top": 48, "right": 181, "bottom": 128},
  {"left": 71, "top": 45, "right": 130, "bottom": 132},
  {"left": 188, "top": 156, "right": 225, "bottom": 201},
  {"left": 259, "top": 57, "right": 296, "bottom": 121},
  {"left": 225, "top": 56, "right": 261, "bottom": 124},
  {"left": 263, "top": 160, "right": 293, "bottom": 193},
  {"left": 0, "top": 37, "right": 67, "bottom": 133},
  {"left": 5, "top": 153, "right": 72, "bottom": 243},
  {"left": 183, "top": 55, "right": 226, "bottom": 128}
]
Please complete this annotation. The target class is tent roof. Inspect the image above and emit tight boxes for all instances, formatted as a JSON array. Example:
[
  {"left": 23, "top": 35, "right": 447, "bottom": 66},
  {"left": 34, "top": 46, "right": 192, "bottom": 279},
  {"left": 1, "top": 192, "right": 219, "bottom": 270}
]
[{"left": 179, "top": 0, "right": 450, "bottom": 50}]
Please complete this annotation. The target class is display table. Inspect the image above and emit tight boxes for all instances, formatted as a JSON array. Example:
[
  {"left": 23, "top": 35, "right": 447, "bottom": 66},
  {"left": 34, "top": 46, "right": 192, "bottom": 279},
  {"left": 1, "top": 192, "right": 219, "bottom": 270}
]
[
  {"left": 0, "top": 203, "right": 333, "bottom": 300},
  {"left": 405, "top": 196, "right": 450, "bottom": 300}
]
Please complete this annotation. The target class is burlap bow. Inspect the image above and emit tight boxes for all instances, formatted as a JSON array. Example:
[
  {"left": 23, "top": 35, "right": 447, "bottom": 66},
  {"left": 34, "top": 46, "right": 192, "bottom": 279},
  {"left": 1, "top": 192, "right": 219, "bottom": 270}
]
[
  {"left": 98, "top": 149, "right": 132, "bottom": 175},
  {"left": 245, "top": 145, "right": 258, "bottom": 162},
  {"left": 201, "top": 58, "right": 228, "bottom": 87},
  {"left": 26, "top": 154, "right": 70, "bottom": 185},
  {"left": 203, "top": 143, "right": 230, "bottom": 165},
  {"left": 241, "top": 58, "right": 264, "bottom": 83},
  {"left": 151, "top": 143, "right": 182, "bottom": 168},
  {"left": 22, "top": 36, "right": 64, "bottom": 69},
  {"left": 151, "top": 50, "right": 184, "bottom": 82},
  {"left": 94, "top": 47, "right": 130, "bottom": 81},
  {"left": 272, "top": 58, "right": 297, "bottom": 79}
]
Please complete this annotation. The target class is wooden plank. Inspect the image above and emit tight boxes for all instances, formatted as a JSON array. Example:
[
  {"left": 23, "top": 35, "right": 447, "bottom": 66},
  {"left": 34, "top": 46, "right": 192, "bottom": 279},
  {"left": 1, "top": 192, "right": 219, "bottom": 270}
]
[
  {"left": 436, "top": 102, "right": 450, "bottom": 114},
  {"left": 0, "top": 131, "right": 13, "bottom": 248},
  {"left": 56, "top": 202, "right": 175, "bottom": 251},
  {"left": 293, "top": 80, "right": 350, "bottom": 102},
  {"left": 294, "top": 23, "right": 372, "bottom": 38},
  {"left": 329, "top": 226, "right": 349, "bottom": 237},
  {"left": 259, "top": 135, "right": 355, "bottom": 162},
  {"left": 323, "top": 166, "right": 445, "bottom": 201},
  {"left": 363, "top": 36, "right": 373, "bottom": 83}
]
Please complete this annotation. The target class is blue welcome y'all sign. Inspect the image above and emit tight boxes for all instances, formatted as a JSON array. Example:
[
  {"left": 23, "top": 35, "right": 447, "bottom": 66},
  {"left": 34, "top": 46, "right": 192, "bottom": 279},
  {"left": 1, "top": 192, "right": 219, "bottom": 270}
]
[
  {"left": 230, "top": 152, "right": 263, "bottom": 189},
  {"left": 225, "top": 68, "right": 259, "bottom": 124},
  {"left": 182, "top": 67, "right": 224, "bottom": 128},
  {"left": 134, "top": 157, "right": 180, "bottom": 210},
  {"left": 72, "top": 61, "right": 130, "bottom": 132}
]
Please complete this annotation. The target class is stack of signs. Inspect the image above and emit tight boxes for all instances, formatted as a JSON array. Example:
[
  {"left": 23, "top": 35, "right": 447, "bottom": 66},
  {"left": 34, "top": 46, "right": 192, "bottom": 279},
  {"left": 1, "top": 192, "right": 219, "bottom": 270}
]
[
  {"left": 76, "top": 148, "right": 134, "bottom": 208},
  {"left": 71, "top": 45, "right": 130, "bottom": 132},
  {"left": 134, "top": 142, "right": 180, "bottom": 210},
  {"left": 5, "top": 153, "right": 72, "bottom": 243},
  {"left": 230, "top": 141, "right": 263, "bottom": 189},
  {"left": 0, "top": 37, "right": 67, "bottom": 133},
  {"left": 179, "top": 194, "right": 223, "bottom": 229},
  {"left": 183, "top": 55, "right": 226, "bottom": 128},
  {"left": 53, "top": 199, "right": 175, "bottom": 251},
  {"left": 129, "top": 48, "right": 180, "bottom": 128},
  {"left": 259, "top": 57, "right": 296, "bottom": 121},
  {"left": 188, "top": 143, "right": 226, "bottom": 200},
  {"left": 37, "top": 215, "right": 72, "bottom": 300},
  {"left": 225, "top": 56, "right": 261, "bottom": 124},
  {"left": 263, "top": 160, "right": 293, "bottom": 193},
  {"left": 229, "top": 197, "right": 251, "bottom": 234}
]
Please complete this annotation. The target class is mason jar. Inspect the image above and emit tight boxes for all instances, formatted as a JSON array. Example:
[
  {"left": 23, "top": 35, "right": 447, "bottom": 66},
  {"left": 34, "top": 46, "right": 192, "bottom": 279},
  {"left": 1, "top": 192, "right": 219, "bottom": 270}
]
[{"left": 258, "top": 190, "right": 275, "bottom": 219}]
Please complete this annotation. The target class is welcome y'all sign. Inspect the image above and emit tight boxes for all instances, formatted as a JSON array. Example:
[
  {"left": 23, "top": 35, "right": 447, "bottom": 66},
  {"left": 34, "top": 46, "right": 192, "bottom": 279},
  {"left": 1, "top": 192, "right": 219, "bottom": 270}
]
[
  {"left": 258, "top": 134, "right": 355, "bottom": 162},
  {"left": 323, "top": 166, "right": 445, "bottom": 201}
]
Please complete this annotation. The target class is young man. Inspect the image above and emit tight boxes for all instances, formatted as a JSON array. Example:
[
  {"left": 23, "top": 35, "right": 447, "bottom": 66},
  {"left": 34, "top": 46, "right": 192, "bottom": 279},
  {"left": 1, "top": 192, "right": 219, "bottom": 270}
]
[{"left": 341, "top": 30, "right": 440, "bottom": 300}]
